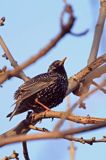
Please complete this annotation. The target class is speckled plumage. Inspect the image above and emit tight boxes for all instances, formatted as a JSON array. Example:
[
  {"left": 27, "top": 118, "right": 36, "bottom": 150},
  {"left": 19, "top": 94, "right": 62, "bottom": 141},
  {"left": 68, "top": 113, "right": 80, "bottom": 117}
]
[{"left": 7, "top": 58, "right": 68, "bottom": 120}]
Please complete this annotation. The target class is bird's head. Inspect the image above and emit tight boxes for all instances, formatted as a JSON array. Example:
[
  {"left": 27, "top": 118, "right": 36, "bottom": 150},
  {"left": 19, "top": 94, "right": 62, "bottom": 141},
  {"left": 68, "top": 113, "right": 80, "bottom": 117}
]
[{"left": 48, "top": 57, "right": 67, "bottom": 74}]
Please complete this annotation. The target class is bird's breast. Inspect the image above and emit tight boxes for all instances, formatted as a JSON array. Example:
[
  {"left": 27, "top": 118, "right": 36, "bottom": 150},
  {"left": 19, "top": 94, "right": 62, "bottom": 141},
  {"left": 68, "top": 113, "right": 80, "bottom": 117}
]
[{"left": 35, "top": 76, "right": 68, "bottom": 109}]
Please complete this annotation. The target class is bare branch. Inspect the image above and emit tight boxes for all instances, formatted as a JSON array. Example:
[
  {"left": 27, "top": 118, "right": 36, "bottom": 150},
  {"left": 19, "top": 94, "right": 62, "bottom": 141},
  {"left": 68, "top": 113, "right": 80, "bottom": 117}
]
[
  {"left": 0, "top": 122, "right": 106, "bottom": 147},
  {"left": 88, "top": 1, "right": 106, "bottom": 64},
  {"left": 29, "top": 125, "right": 49, "bottom": 132},
  {"left": 0, "top": 36, "right": 29, "bottom": 82},
  {"left": 1, "top": 110, "right": 106, "bottom": 140},
  {"left": 65, "top": 135, "right": 106, "bottom": 145},
  {"left": 70, "top": 29, "right": 89, "bottom": 37},
  {"left": 79, "top": 64, "right": 106, "bottom": 95},
  {"left": 22, "top": 142, "right": 30, "bottom": 160},
  {"left": 92, "top": 80, "right": 106, "bottom": 93},
  {"left": 67, "top": 53, "right": 106, "bottom": 95}
]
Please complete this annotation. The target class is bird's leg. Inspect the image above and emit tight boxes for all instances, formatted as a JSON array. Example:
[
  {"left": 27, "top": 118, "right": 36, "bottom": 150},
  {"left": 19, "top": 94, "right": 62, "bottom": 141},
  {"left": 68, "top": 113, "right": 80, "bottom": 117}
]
[{"left": 35, "top": 98, "right": 50, "bottom": 111}]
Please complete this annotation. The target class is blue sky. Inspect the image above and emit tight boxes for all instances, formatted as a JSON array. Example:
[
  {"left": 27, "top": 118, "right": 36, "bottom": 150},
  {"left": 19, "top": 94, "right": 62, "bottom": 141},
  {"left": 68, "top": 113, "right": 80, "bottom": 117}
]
[{"left": 0, "top": 0, "right": 106, "bottom": 160}]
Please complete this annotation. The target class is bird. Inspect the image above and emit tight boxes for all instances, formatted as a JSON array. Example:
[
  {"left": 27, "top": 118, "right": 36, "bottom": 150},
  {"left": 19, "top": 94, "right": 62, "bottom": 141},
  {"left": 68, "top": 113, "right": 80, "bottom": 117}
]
[{"left": 7, "top": 57, "right": 68, "bottom": 120}]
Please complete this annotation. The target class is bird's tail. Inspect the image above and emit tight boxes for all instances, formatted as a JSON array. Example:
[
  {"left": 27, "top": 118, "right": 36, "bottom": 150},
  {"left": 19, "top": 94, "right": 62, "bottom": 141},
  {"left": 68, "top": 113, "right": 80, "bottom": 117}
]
[
  {"left": 6, "top": 110, "right": 16, "bottom": 121},
  {"left": 7, "top": 102, "right": 29, "bottom": 120}
]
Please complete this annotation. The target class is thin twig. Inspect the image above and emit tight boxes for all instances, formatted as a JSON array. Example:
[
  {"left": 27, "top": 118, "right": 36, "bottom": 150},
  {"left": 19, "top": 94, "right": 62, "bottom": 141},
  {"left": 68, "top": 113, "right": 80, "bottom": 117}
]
[
  {"left": 29, "top": 125, "right": 49, "bottom": 132},
  {"left": 70, "top": 29, "right": 89, "bottom": 36},
  {"left": 92, "top": 80, "right": 106, "bottom": 93},
  {"left": 65, "top": 135, "right": 106, "bottom": 145},
  {"left": 0, "top": 36, "right": 29, "bottom": 82}
]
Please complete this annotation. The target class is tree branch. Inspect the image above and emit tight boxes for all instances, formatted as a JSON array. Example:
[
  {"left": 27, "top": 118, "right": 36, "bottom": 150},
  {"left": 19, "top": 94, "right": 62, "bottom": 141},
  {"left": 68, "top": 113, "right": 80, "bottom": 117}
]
[
  {"left": 67, "top": 53, "right": 106, "bottom": 95},
  {"left": 22, "top": 142, "right": 30, "bottom": 160},
  {"left": 65, "top": 135, "right": 106, "bottom": 145},
  {"left": 0, "top": 122, "right": 106, "bottom": 147},
  {"left": 1, "top": 110, "right": 106, "bottom": 139},
  {"left": 0, "top": 36, "right": 29, "bottom": 82},
  {"left": 88, "top": 0, "right": 106, "bottom": 64}
]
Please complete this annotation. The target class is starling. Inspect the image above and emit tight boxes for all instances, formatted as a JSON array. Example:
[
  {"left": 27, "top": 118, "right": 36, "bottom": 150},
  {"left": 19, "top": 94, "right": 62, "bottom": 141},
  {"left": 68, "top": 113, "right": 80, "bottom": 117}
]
[{"left": 7, "top": 57, "right": 68, "bottom": 120}]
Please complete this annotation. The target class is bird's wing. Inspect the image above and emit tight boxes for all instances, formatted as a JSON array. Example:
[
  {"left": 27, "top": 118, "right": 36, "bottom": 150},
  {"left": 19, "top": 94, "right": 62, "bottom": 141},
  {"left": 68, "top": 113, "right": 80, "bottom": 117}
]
[{"left": 14, "top": 73, "right": 58, "bottom": 103}]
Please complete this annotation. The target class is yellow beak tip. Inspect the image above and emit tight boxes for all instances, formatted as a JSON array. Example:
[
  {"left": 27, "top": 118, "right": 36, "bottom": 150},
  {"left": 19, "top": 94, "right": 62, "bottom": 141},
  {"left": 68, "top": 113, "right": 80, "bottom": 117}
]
[{"left": 60, "top": 57, "right": 67, "bottom": 65}]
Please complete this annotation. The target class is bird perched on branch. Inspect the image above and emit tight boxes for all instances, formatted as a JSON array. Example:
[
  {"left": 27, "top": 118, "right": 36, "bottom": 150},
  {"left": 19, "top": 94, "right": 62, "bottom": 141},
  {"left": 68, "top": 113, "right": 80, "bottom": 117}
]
[{"left": 7, "top": 58, "right": 68, "bottom": 120}]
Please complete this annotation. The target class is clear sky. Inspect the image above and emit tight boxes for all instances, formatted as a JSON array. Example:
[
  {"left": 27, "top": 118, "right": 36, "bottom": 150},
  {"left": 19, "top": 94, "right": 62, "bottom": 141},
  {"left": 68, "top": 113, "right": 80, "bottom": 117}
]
[{"left": 0, "top": 0, "right": 106, "bottom": 160}]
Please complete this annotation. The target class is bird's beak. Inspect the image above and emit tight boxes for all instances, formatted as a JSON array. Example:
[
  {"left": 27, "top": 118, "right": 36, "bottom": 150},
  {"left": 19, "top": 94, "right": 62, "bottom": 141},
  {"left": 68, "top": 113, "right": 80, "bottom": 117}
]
[{"left": 60, "top": 57, "right": 67, "bottom": 66}]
